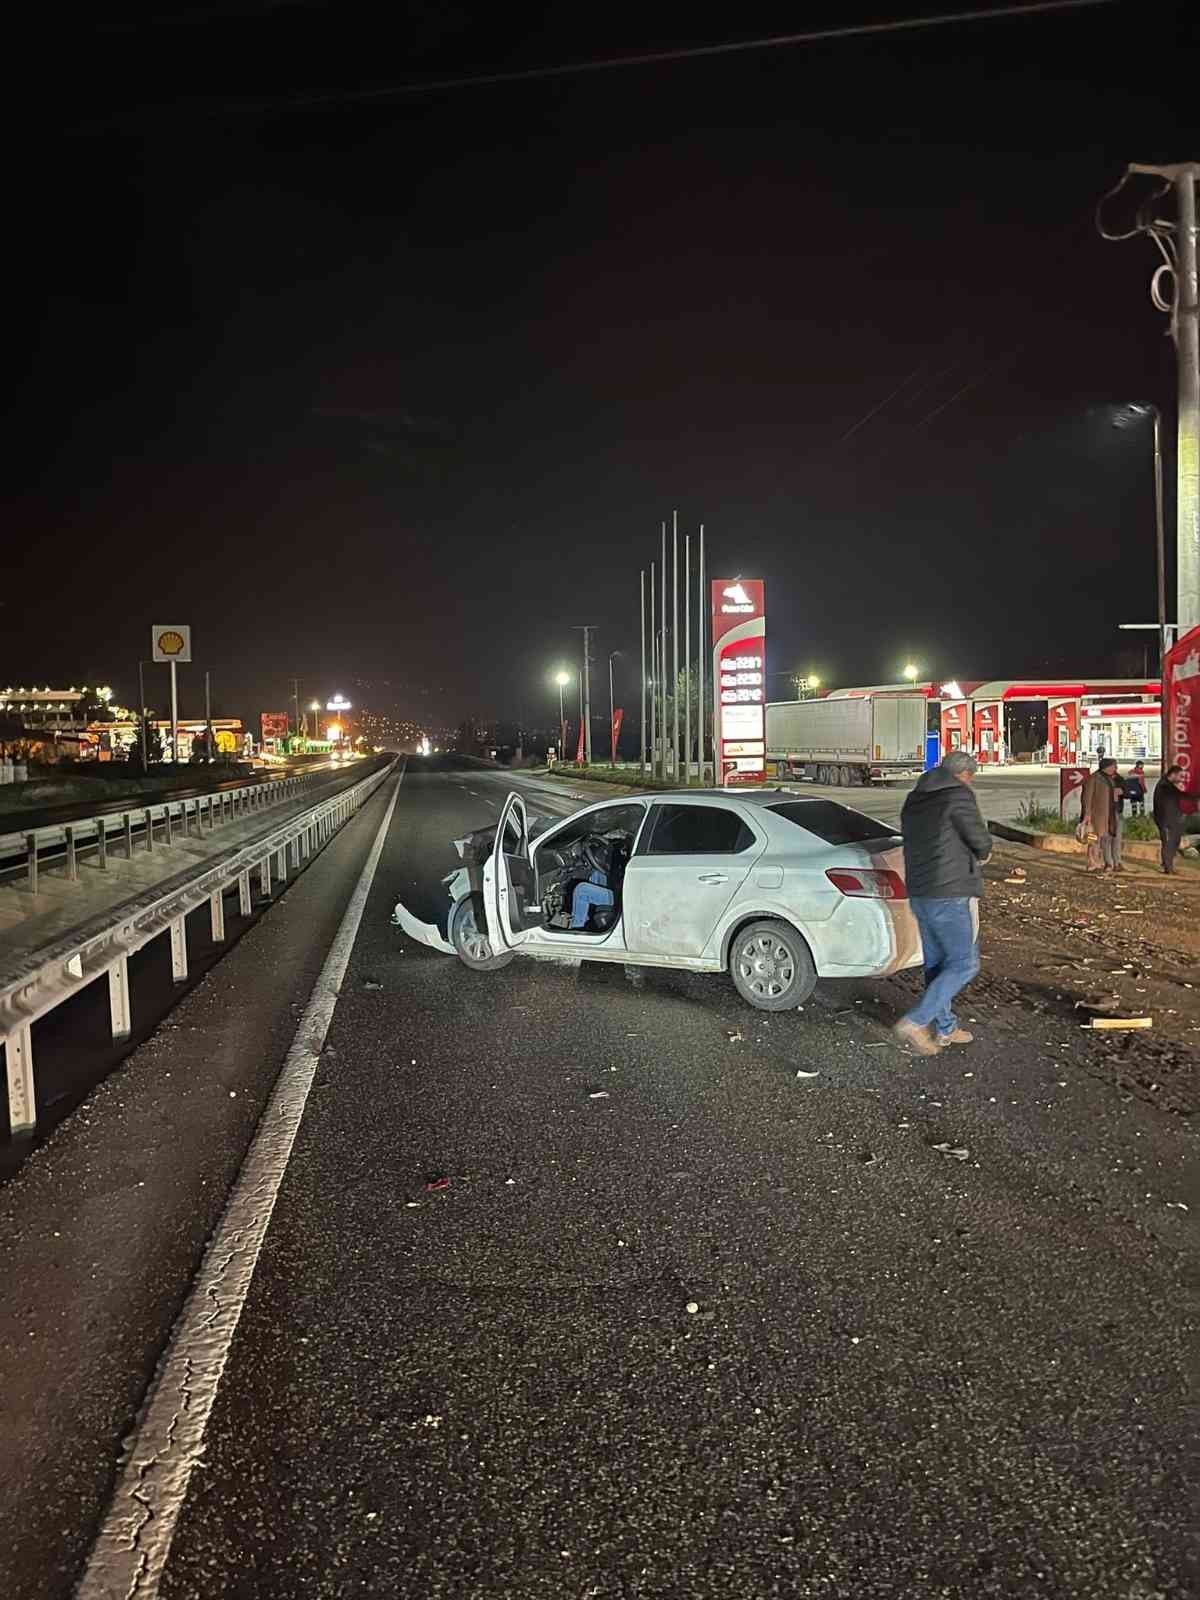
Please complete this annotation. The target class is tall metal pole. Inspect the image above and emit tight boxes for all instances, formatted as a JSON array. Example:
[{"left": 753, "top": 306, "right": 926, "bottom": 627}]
[
  {"left": 138, "top": 659, "right": 147, "bottom": 764},
  {"left": 583, "top": 626, "right": 593, "bottom": 765},
  {"left": 672, "top": 509, "right": 680, "bottom": 779},
  {"left": 558, "top": 680, "right": 565, "bottom": 760},
  {"left": 608, "top": 653, "right": 616, "bottom": 764},
  {"left": 640, "top": 570, "right": 647, "bottom": 775},
  {"left": 684, "top": 532, "right": 691, "bottom": 784},
  {"left": 649, "top": 563, "right": 657, "bottom": 779},
  {"left": 660, "top": 521, "right": 667, "bottom": 780},
  {"left": 1177, "top": 165, "right": 1200, "bottom": 632},
  {"left": 698, "top": 523, "right": 706, "bottom": 784},
  {"left": 205, "top": 669, "right": 213, "bottom": 761},
  {"left": 169, "top": 661, "right": 179, "bottom": 765},
  {"left": 1153, "top": 406, "right": 1169, "bottom": 765}
]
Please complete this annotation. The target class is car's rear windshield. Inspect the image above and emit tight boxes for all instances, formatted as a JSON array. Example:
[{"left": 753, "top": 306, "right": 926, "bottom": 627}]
[{"left": 767, "top": 800, "right": 898, "bottom": 846}]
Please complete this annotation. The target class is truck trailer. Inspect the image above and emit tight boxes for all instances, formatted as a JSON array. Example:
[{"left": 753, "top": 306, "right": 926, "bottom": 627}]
[{"left": 765, "top": 696, "right": 926, "bottom": 786}]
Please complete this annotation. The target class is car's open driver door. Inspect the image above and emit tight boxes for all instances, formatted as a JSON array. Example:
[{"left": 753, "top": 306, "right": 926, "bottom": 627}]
[{"left": 482, "top": 792, "right": 536, "bottom": 953}]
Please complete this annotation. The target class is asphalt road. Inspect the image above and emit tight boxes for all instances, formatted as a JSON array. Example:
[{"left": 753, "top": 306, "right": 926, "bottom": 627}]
[{"left": 3, "top": 757, "right": 1196, "bottom": 1598}]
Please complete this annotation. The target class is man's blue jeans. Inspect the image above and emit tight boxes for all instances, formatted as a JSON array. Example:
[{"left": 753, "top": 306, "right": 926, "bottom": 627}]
[
  {"left": 902, "top": 896, "right": 980, "bottom": 1038},
  {"left": 570, "top": 871, "right": 614, "bottom": 929}
]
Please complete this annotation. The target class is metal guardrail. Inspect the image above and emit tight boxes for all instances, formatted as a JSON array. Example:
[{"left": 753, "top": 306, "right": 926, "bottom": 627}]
[
  {"left": 0, "top": 766, "right": 342, "bottom": 882},
  {"left": 1, "top": 759, "right": 395, "bottom": 1138}
]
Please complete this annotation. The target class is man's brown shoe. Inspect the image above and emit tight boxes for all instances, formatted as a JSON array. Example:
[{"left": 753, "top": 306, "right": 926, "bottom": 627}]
[
  {"left": 893, "top": 1019, "right": 940, "bottom": 1057},
  {"left": 936, "top": 1028, "right": 974, "bottom": 1047}
]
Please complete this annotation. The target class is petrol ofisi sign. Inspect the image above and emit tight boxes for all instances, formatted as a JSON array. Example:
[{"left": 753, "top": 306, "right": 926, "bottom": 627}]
[{"left": 711, "top": 578, "right": 765, "bottom": 785}]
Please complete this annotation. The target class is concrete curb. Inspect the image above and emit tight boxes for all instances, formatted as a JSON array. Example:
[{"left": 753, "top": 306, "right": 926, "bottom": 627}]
[{"left": 988, "top": 819, "right": 1194, "bottom": 866}]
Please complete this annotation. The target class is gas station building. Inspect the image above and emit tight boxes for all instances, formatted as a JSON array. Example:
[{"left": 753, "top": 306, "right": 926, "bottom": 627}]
[{"left": 825, "top": 679, "right": 1163, "bottom": 765}]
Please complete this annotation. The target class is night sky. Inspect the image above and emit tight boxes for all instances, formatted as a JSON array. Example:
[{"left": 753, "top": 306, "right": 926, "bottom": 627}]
[{"left": 5, "top": 1, "right": 1196, "bottom": 731}]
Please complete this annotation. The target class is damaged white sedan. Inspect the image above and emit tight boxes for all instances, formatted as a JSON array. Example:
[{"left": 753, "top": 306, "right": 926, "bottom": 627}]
[{"left": 396, "top": 789, "right": 922, "bottom": 1011}]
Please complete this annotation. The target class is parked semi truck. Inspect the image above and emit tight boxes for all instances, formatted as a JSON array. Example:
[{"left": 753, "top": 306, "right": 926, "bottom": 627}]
[{"left": 765, "top": 696, "right": 926, "bottom": 786}]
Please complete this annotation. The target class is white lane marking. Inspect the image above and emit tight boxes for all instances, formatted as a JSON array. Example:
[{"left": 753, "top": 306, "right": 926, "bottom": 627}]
[{"left": 77, "top": 769, "right": 405, "bottom": 1600}]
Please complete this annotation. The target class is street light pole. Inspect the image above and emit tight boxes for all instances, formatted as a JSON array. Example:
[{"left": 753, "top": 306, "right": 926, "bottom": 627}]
[{"left": 1106, "top": 161, "right": 1200, "bottom": 632}]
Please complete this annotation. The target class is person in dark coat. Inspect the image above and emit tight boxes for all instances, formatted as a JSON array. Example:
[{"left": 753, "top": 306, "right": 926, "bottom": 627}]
[
  {"left": 1153, "top": 765, "right": 1189, "bottom": 874},
  {"left": 893, "top": 750, "right": 992, "bottom": 1057},
  {"left": 1080, "top": 758, "right": 1120, "bottom": 872},
  {"left": 1124, "top": 761, "right": 1147, "bottom": 816}
]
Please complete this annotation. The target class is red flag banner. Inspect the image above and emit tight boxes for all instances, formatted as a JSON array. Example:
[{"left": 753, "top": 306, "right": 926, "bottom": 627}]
[
  {"left": 575, "top": 718, "right": 586, "bottom": 763},
  {"left": 611, "top": 707, "right": 624, "bottom": 763},
  {"left": 1164, "top": 622, "right": 1200, "bottom": 808}
]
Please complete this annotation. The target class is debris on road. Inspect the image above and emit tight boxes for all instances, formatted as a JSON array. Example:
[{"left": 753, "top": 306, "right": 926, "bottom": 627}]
[
  {"left": 931, "top": 1143, "right": 971, "bottom": 1161},
  {"left": 685, "top": 1301, "right": 699, "bottom": 1314},
  {"left": 588, "top": 1090, "right": 610, "bottom": 1099},
  {"left": 424, "top": 1175, "right": 450, "bottom": 1192},
  {"left": 794, "top": 1068, "right": 820, "bottom": 1079},
  {"left": 362, "top": 979, "right": 384, "bottom": 991},
  {"left": 1081, "top": 1017, "right": 1153, "bottom": 1031},
  {"left": 727, "top": 1029, "right": 745, "bottom": 1043}
]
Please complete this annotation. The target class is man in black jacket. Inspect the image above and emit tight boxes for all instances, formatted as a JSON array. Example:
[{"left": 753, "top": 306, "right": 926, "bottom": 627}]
[
  {"left": 893, "top": 750, "right": 993, "bottom": 1057},
  {"left": 1153, "top": 765, "right": 1189, "bottom": 874}
]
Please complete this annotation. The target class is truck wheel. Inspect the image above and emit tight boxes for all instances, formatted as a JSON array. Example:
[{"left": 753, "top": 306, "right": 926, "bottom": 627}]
[
  {"left": 450, "top": 895, "right": 514, "bottom": 972},
  {"left": 817, "top": 764, "right": 829, "bottom": 786},
  {"left": 838, "top": 765, "right": 851, "bottom": 787},
  {"left": 730, "top": 919, "right": 817, "bottom": 1011}
]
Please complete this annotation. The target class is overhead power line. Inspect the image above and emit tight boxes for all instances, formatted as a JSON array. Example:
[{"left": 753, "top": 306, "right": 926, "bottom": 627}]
[
  {"left": 87, "top": 0, "right": 1118, "bottom": 126},
  {"left": 278, "top": 1, "right": 1120, "bottom": 110}
]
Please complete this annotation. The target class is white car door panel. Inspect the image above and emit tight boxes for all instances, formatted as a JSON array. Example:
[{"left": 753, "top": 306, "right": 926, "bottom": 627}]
[
  {"left": 623, "top": 801, "right": 764, "bottom": 959},
  {"left": 483, "top": 792, "right": 534, "bottom": 952}
]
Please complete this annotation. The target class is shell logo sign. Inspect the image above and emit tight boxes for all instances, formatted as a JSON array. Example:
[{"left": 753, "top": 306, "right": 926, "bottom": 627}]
[{"left": 151, "top": 624, "right": 192, "bottom": 663}]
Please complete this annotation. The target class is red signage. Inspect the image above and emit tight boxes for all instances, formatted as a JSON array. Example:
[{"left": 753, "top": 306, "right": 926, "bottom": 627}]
[
  {"left": 611, "top": 707, "right": 624, "bottom": 763},
  {"left": 711, "top": 578, "right": 765, "bottom": 785},
  {"left": 260, "top": 712, "right": 289, "bottom": 743},
  {"left": 940, "top": 701, "right": 970, "bottom": 752},
  {"left": 575, "top": 719, "right": 586, "bottom": 763},
  {"left": 1164, "top": 623, "right": 1200, "bottom": 801},
  {"left": 1059, "top": 766, "right": 1088, "bottom": 818}
]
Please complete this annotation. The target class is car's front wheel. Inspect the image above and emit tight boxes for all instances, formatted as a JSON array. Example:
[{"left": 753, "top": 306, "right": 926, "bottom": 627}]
[
  {"left": 729, "top": 919, "right": 816, "bottom": 1011},
  {"left": 449, "top": 895, "right": 514, "bottom": 972}
]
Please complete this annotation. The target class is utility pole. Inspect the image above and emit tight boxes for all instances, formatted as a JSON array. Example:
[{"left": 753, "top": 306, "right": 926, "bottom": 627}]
[
  {"left": 684, "top": 531, "right": 691, "bottom": 784},
  {"left": 640, "top": 569, "right": 647, "bottom": 776},
  {"left": 205, "top": 669, "right": 213, "bottom": 762},
  {"left": 1101, "top": 161, "right": 1200, "bottom": 631},
  {"left": 291, "top": 678, "right": 301, "bottom": 740},
  {"left": 672, "top": 509, "right": 680, "bottom": 780}
]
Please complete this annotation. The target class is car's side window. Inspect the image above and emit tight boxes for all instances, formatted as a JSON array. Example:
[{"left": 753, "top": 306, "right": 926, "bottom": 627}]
[{"left": 642, "top": 804, "right": 756, "bottom": 856}]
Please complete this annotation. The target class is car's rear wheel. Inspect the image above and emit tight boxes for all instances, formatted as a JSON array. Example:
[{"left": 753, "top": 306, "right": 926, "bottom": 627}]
[
  {"left": 729, "top": 919, "right": 817, "bottom": 1011},
  {"left": 450, "top": 895, "right": 514, "bottom": 972}
]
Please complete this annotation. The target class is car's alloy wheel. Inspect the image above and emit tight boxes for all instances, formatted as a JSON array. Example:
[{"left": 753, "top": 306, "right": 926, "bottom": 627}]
[
  {"left": 730, "top": 919, "right": 817, "bottom": 1011},
  {"left": 450, "top": 895, "right": 514, "bottom": 971}
]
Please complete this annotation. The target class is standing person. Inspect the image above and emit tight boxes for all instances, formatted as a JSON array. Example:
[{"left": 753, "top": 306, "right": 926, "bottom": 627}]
[
  {"left": 1153, "top": 765, "right": 1189, "bottom": 875},
  {"left": 1124, "top": 761, "right": 1147, "bottom": 816},
  {"left": 893, "top": 751, "right": 992, "bottom": 1057},
  {"left": 1080, "top": 758, "right": 1120, "bottom": 873}
]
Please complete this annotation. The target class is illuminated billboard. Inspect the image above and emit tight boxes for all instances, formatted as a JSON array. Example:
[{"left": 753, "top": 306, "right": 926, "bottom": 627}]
[{"left": 711, "top": 578, "right": 765, "bottom": 785}]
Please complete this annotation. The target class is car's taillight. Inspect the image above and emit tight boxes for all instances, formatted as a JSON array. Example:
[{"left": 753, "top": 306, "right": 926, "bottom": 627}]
[{"left": 825, "top": 868, "right": 908, "bottom": 900}]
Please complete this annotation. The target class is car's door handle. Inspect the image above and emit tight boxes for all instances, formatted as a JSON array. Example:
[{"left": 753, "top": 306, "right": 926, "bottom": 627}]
[{"left": 697, "top": 872, "right": 728, "bottom": 884}]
